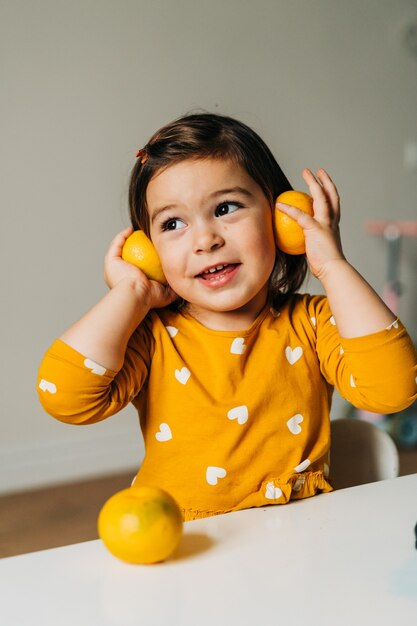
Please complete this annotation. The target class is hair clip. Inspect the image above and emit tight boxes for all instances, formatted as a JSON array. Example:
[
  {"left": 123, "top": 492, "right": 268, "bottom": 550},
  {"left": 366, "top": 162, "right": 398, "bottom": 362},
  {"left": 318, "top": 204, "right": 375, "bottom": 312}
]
[{"left": 135, "top": 148, "right": 148, "bottom": 164}]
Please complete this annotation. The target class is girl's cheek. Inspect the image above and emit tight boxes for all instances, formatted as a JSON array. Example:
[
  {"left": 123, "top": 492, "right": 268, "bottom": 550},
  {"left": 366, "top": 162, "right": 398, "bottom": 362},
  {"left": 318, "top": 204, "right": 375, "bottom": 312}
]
[{"left": 159, "top": 254, "right": 181, "bottom": 284}]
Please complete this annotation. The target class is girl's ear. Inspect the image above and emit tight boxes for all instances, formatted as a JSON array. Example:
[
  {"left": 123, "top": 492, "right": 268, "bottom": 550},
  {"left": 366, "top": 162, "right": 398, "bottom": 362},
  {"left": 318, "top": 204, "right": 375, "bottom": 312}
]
[{"left": 122, "top": 231, "right": 166, "bottom": 284}]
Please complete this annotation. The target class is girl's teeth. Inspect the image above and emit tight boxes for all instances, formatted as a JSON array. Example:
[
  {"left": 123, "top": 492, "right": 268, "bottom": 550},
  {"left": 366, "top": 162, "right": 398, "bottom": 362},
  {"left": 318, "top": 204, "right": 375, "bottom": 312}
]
[{"left": 204, "top": 264, "right": 228, "bottom": 274}]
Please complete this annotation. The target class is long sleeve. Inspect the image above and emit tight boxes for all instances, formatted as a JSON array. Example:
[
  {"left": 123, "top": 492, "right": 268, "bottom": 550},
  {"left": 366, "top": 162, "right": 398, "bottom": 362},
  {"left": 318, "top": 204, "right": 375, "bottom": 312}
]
[
  {"left": 310, "top": 296, "right": 417, "bottom": 413},
  {"left": 37, "top": 318, "right": 155, "bottom": 425}
]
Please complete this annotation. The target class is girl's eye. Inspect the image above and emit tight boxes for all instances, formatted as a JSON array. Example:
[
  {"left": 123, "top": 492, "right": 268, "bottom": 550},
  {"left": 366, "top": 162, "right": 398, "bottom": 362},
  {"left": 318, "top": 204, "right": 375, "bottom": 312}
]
[
  {"left": 215, "top": 201, "right": 242, "bottom": 217},
  {"left": 161, "top": 217, "right": 186, "bottom": 231}
]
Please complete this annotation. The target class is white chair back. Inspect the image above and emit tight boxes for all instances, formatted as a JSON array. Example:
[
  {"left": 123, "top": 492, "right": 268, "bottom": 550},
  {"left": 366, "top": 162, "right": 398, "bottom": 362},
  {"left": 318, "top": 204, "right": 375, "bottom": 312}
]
[{"left": 330, "top": 417, "right": 399, "bottom": 489}]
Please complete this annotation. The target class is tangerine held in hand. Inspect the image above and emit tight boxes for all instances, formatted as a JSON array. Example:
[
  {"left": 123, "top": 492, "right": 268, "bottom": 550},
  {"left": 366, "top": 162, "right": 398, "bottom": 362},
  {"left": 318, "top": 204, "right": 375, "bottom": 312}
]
[
  {"left": 274, "top": 190, "right": 314, "bottom": 255},
  {"left": 122, "top": 230, "right": 167, "bottom": 284},
  {"left": 98, "top": 486, "right": 183, "bottom": 564}
]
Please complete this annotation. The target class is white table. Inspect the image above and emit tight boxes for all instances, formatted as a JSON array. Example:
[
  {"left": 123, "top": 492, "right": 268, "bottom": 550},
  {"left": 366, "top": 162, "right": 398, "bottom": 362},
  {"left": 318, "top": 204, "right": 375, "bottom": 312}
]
[{"left": 1, "top": 474, "right": 416, "bottom": 626}]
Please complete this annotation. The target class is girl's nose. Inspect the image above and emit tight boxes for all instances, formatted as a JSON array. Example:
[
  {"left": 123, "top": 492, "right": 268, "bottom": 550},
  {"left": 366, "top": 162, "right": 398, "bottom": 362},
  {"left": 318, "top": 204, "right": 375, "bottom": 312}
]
[{"left": 192, "top": 226, "right": 225, "bottom": 254}]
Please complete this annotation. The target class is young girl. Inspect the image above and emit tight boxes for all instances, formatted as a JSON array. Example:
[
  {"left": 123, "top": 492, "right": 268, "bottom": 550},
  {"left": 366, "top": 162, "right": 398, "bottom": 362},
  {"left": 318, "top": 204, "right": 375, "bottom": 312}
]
[{"left": 38, "top": 113, "right": 417, "bottom": 521}]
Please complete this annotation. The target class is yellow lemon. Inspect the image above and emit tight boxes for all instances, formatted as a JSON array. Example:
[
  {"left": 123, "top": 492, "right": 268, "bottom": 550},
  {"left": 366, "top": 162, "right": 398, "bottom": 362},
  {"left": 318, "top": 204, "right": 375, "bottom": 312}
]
[
  {"left": 122, "top": 231, "right": 166, "bottom": 284},
  {"left": 274, "top": 190, "right": 314, "bottom": 255},
  {"left": 98, "top": 486, "right": 183, "bottom": 564}
]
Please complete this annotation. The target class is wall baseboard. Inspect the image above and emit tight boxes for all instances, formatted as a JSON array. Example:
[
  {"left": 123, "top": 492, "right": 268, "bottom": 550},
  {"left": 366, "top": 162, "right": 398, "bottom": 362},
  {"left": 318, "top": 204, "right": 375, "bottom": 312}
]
[{"left": 0, "top": 431, "right": 144, "bottom": 495}]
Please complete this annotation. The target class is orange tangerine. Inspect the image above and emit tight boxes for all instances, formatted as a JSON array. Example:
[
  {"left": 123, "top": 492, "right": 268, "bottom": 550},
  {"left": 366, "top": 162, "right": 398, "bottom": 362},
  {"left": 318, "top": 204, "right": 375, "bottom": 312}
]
[
  {"left": 274, "top": 190, "right": 314, "bottom": 255},
  {"left": 122, "top": 230, "right": 166, "bottom": 284},
  {"left": 98, "top": 486, "right": 183, "bottom": 564}
]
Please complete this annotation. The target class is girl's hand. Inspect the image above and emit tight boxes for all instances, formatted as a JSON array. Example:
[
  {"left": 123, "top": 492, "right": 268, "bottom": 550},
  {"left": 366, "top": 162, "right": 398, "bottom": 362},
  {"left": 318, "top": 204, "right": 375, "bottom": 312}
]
[
  {"left": 104, "top": 227, "right": 178, "bottom": 309},
  {"left": 277, "top": 168, "right": 345, "bottom": 280}
]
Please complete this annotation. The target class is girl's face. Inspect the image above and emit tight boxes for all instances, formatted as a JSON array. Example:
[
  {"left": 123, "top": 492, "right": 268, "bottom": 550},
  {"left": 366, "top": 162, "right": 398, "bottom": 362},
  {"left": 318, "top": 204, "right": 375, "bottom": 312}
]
[{"left": 147, "top": 158, "right": 276, "bottom": 325}]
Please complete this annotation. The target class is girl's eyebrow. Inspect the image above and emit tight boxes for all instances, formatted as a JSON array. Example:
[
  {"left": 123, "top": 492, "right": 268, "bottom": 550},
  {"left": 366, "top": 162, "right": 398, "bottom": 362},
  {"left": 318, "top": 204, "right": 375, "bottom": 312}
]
[
  {"left": 150, "top": 186, "right": 255, "bottom": 223},
  {"left": 209, "top": 186, "right": 255, "bottom": 199}
]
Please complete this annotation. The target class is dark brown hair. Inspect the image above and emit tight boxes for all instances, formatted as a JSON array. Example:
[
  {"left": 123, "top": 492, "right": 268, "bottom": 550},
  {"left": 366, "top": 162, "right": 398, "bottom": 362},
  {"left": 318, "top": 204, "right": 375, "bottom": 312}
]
[{"left": 128, "top": 112, "right": 308, "bottom": 309}]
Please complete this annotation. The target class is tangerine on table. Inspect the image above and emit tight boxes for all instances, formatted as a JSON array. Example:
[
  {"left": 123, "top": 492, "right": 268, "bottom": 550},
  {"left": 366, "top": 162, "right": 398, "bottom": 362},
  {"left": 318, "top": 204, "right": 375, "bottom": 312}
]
[
  {"left": 122, "top": 230, "right": 167, "bottom": 284},
  {"left": 274, "top": 190, "right": 314, "bottom": 255},
  {"left": 98, "top": 486, "right": 183, "bottom": 564}
]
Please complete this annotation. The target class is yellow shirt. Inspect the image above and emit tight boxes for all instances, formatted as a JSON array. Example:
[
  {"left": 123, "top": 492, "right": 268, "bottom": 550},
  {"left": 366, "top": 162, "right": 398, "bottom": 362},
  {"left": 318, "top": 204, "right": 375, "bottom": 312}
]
[{"left": 37, "top": 294, "right": 417, "bottom": 520}]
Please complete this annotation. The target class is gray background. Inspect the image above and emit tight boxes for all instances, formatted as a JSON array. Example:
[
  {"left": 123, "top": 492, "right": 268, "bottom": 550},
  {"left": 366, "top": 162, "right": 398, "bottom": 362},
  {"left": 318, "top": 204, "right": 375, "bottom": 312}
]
[{"left": 1, "top": 0, "right": 416, "bottom": 494}]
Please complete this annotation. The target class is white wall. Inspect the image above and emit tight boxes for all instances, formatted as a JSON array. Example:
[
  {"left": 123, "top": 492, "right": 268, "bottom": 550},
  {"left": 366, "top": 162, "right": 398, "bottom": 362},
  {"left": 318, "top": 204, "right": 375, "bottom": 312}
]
[{"left": 1, "top": 0, "right": 416, "bottom": 494}]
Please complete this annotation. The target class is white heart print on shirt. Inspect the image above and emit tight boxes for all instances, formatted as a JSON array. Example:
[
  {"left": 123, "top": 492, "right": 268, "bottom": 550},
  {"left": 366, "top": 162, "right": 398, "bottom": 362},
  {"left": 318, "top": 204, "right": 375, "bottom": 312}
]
[
  {"left": 265, "top": 482, "right": 283, "bottom": 500},
  {"left": 294, "top": 459, "right": 311, "bottom": 473},
  {"left": 155, "top": 423, "right": 172, "bottom": 442},
  {"left": 230, "top": 337, "right": 246, "bottom": 354},
  {"left": 175, "top": 367, "right": 191, "bottom": 385},
  {"left": 166, "top": 326, "right": 179, "bottom": 337},
  {"left": 206, "top": 466, "right": 227, "bottom": 485},
  {"left": 39, "top": 379, "right": 57, "bottom": 394},
  {"left": 227, "top": 405, "right": 249, "bottom": 425},
  {"left": 285, "top": 346, "right": 303, "bottom": 365},
  {"left": 84, "top": 358, "right": 106, "bottom": 376},
  {"left": 286, "top": 414, "right": 304, "bottom": 435}
]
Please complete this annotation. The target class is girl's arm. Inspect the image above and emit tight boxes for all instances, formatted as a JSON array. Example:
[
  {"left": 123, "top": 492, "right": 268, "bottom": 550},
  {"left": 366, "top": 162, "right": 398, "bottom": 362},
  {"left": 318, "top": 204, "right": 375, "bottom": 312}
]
[
  {"left": 315, "top": 259, "right": 395, "bottom": 338},
  {"left": 277, "top": 169, "right": 395, "bottom": 338},
  {"left": 59, "top": 227, "right": 177, "bottom": 371}
]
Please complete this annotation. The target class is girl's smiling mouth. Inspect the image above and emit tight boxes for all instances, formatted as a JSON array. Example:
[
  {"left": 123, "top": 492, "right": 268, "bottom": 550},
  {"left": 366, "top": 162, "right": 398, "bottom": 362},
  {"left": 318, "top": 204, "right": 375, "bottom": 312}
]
[{"left": 195, "top": 262, "right": 241, "bottom": 287}]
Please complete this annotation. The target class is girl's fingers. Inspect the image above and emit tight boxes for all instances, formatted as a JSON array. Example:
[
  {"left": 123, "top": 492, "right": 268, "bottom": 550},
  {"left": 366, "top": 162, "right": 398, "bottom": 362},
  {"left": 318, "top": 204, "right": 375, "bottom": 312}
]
[
  {"left": 302, "top": 168, "right": 331, "bottom": 223},
  {"left": 276, "top": 202, "right": 317, "bottom": 230},
  {"left": 316, "top": 169, "right": 340, "bottom": 222},
  {"left": 118, "top": 226, "right": 134, "bottom": 240},
  {"left": 302, "top": 168, "right": 340, "bottom": 225},
  {"left": 302, "top": 168, "right": 327, "bottom": 198},
  {"left": 278, "top": 167, "right": 342, "bottom": 232},
  {"left": 106, "top": 227, "right": 134, "bottom": 259}
]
